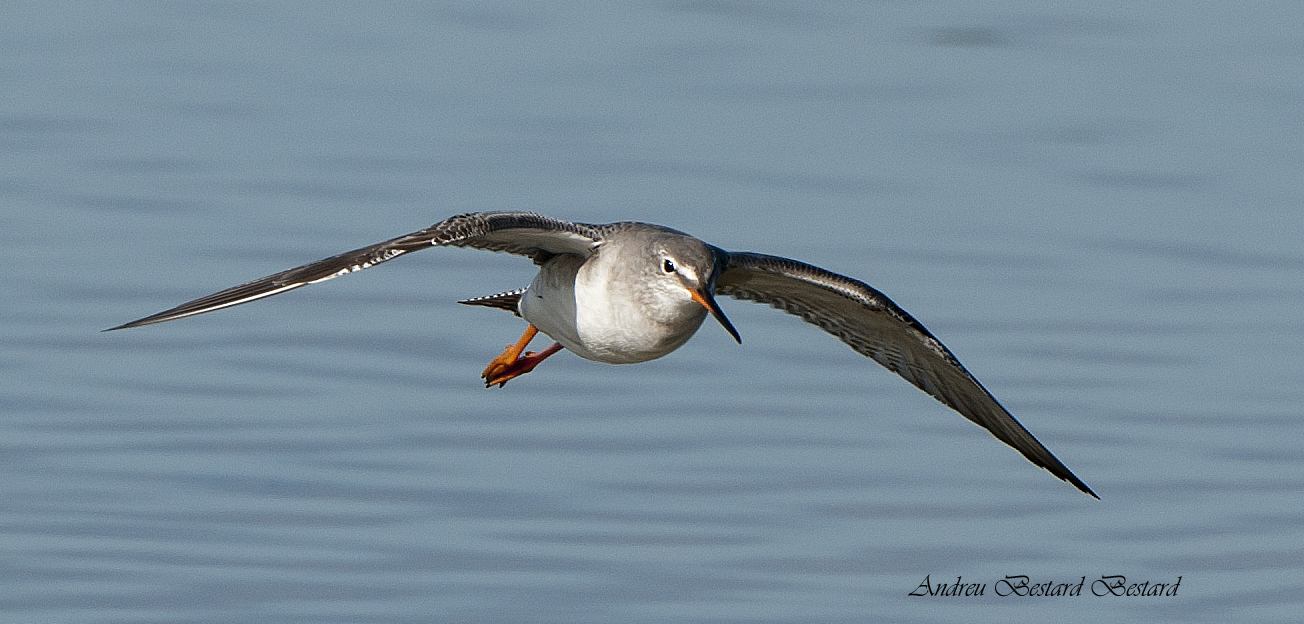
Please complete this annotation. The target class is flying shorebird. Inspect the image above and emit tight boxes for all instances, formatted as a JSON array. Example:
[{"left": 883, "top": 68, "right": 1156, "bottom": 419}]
[{"left": 108, "top": 211, "right": 1096, "bottom": 497}]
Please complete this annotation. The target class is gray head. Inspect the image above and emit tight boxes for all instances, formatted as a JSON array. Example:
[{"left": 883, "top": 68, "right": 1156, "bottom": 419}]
[{"left": 615, "top": 223, "right": 741, "bottom": 344}]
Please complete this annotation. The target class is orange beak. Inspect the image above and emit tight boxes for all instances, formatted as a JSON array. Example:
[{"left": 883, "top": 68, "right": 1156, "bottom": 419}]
[{"left": 690, "top": 287, "right": 741, "bottom": 344}]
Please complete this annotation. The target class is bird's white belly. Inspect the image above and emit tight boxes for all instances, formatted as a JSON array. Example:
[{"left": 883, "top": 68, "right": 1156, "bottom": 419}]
[{"left": 520, "top": 255, "right": 706, "bottom": 364}]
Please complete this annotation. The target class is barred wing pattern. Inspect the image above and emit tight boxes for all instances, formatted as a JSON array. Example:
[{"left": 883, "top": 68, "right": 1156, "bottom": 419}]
[
  {"left": 716, "top": 251, "right": 1096, "bottom": 498},
  {"left": 107, "top": 212, "right": 601, "bottom": 330}
]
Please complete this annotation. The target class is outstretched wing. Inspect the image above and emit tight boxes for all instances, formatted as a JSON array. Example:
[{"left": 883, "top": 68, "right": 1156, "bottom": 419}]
[
  {"left": 107, "top": 212, "right": 601, "bottom": 330},
  {"left": 716, "top": 251, "right": 1096, "bottom": 498}
]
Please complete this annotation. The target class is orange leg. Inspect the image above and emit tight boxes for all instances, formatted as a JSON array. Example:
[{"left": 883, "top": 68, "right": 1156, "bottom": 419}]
[{"left": 482, "top": 325, "right": 564, "bottom": 388}]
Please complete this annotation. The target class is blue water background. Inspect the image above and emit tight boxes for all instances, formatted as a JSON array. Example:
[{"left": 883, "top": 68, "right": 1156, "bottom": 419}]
[{"left": 3, "top": 1, "right": 1303, "bottom": 622}]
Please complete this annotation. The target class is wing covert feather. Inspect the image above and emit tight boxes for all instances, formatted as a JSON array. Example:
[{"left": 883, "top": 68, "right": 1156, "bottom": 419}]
[
  {"left": 716, "top": 251, "right": 1095, "bottom": 498},
  {"left": 107, "top": 212, "right": 600, "bottom": 330}
]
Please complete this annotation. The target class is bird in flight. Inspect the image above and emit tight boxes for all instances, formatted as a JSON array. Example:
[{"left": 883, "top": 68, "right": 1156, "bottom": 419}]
[{"left": 109, "top": 211, "right": 1096, "bottom": 498}]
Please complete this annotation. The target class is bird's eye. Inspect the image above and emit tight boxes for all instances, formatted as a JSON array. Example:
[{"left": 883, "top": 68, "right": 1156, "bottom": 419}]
[{"left": 662, "top": 259, "right": 676, "bottom": 273}]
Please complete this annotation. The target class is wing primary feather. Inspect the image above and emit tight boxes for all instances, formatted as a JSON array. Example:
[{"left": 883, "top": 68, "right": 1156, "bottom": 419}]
[
  {"left": 716, "top": 251, "right": 1097, "bottom": 498},
  {"left": 106, "top": 211, "right": 602, "bottom": 331}
]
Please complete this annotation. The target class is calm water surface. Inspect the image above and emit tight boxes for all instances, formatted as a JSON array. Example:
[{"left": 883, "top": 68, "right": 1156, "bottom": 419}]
[{"left": 3, "top": 1, "right": 1303, "bottom": 622}]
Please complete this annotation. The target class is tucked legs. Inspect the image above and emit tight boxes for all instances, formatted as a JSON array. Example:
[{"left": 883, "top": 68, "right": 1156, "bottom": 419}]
[{"left": 482, "top": 325, "right": 564, "bottom": 388}]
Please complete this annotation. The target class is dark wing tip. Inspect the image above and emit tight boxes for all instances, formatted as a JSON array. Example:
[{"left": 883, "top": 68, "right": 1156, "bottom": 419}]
[
  {"left": 104, "top": 308, "right": 207, "bottom": 331},
  {"left": 104, "top": 309, "right": 196, "bottom": 331},
  {"left": 1064, "top": 472, "right": 1099, "bottom": 499},
  {"left": 718, "top": 251, "right": 1097, "bottom": 498},
  {"left": 103, "top": 212, "right": 605, "bottom": 333}
]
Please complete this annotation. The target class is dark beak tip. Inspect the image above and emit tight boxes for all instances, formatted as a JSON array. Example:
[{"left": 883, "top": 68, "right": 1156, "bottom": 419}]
[
  {"left": 710, "top": 303, "right": 742, "bottom": 344},
  {"left": 721, "top": 319, "right": 741, "bottom": 344},
  {"left": 693, "top": 286, "right": 741, "bottom": 344}
]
